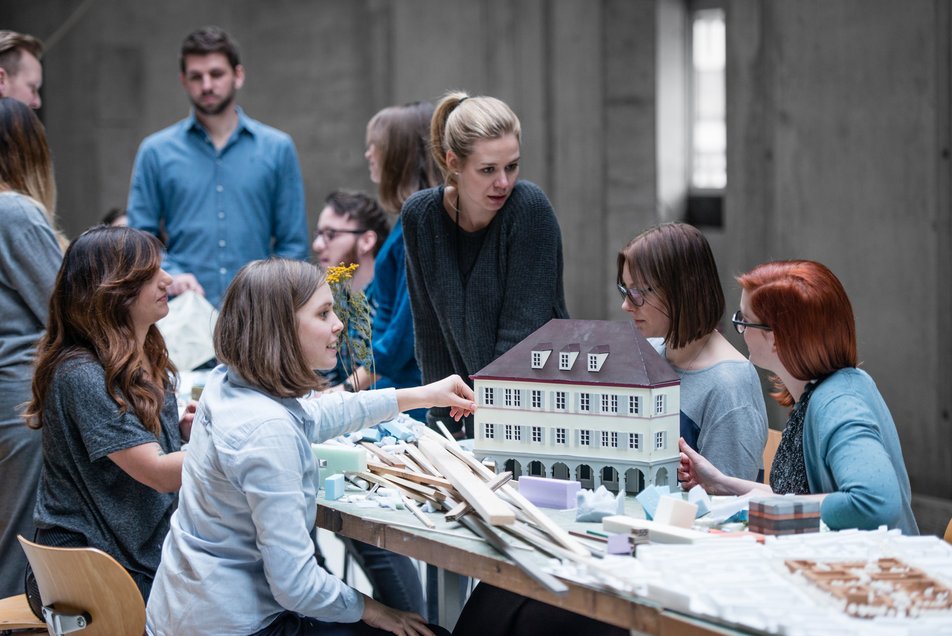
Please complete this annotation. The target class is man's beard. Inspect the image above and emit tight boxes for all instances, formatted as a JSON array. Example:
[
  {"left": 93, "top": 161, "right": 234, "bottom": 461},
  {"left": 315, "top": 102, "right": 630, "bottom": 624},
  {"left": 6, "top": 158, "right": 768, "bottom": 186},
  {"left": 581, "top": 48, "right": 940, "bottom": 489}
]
[{"left": 192, "top": 89, "right": 236, "bottom": 116}]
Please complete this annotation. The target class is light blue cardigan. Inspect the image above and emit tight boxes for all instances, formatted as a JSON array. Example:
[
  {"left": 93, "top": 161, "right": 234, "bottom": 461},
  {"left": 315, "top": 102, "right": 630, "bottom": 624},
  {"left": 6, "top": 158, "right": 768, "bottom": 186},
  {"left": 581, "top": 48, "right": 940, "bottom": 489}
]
[{"left": 802, "top": 368, "right": 918, "bottom": 535}]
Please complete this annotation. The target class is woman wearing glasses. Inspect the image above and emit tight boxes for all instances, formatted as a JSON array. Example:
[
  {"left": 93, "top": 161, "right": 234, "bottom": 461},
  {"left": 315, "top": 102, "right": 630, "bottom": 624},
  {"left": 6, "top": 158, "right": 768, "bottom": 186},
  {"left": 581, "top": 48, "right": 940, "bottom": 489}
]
[
  {"left": 679, "top": 260, "right": 917, "bottom": 534},
  {"left": 617, "top": 222, "right": 768, "bottom": 481}
]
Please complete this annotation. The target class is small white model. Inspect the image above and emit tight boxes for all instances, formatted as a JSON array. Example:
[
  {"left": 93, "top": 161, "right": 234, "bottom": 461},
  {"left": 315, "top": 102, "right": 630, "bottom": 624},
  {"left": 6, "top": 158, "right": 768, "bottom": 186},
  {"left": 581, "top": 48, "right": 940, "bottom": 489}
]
[{"left": 472, "top": 319, "right": 680, "bottom": 494}]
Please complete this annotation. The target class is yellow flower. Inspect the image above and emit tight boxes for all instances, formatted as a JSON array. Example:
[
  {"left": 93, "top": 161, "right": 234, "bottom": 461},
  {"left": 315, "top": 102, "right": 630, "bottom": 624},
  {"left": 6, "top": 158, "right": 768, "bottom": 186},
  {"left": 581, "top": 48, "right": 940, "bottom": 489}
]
[{"left": 326, "top": 262, "right": 359, "bottom": 284}]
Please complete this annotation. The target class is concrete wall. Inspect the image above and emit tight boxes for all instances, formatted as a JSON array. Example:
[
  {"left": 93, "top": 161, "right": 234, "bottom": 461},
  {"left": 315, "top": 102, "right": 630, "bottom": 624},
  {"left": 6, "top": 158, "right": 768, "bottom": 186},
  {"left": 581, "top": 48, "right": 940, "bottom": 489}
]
[{"left": 6, "top": 0, "right": 951, "bottom": 533}]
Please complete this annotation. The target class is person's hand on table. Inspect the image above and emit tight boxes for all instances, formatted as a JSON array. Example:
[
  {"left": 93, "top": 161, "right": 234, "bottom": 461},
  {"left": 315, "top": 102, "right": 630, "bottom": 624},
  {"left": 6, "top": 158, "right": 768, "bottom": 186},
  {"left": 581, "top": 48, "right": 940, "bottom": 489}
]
[{"left": 361, "top": 597, "right": 435, "bottom": 636}]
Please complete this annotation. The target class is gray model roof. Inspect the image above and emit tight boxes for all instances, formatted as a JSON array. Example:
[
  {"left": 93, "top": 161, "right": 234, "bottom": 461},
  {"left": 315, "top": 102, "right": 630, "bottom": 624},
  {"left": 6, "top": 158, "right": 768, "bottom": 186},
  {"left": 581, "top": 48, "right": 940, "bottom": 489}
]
[{"left": 471, "top": 319, "right": 680, "bottom": 388}]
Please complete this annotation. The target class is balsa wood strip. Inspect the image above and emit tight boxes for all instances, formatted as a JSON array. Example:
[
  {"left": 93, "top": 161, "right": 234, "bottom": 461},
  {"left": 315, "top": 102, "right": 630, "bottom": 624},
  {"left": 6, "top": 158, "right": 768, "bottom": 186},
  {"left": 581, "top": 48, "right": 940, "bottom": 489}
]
[
  {"left": 445, "top": 471, "right": 514, "bottom": 522},
  {"left": 418, "top": 438, "right": 515, "bottom": 526}
]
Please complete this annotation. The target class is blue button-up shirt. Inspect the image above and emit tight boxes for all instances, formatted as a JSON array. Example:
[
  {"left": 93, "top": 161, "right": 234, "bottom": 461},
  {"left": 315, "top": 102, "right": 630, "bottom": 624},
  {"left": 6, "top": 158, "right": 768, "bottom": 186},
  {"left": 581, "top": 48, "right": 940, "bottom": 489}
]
[
  {"left": 127, "top": 108, "right": 308, "bottom": 307},
  {"left": 146, "top": 365, "right": 399, "bottom": 635}
]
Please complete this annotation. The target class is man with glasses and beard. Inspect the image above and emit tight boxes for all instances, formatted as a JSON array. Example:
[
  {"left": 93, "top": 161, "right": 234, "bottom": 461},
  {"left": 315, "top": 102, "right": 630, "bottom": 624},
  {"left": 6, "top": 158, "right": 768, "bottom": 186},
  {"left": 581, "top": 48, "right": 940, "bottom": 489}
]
[
  {"left": 311, "top": 190, "right": 390, "bottom": 388},
  {"left": 127, "top": 26, "right": 307, "bottom": 308}
]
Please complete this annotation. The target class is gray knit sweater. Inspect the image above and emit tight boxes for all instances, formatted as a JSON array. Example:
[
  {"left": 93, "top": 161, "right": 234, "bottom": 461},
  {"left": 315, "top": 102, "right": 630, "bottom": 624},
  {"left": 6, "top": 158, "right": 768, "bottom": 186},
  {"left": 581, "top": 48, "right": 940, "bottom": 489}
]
[{"left": 403, "top": 181, "right": 568, "bottom": 435}]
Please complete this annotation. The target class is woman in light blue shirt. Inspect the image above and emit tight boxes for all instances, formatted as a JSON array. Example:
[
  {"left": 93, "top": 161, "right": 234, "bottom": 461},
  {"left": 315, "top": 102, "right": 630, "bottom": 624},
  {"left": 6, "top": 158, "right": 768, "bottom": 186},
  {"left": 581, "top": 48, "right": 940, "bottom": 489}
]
[
  {"left": 146, "top": 258, "right": 473, "bottom": 636},
  {"left": 678, "top": 260, "right": 917, "bottom": 535}
]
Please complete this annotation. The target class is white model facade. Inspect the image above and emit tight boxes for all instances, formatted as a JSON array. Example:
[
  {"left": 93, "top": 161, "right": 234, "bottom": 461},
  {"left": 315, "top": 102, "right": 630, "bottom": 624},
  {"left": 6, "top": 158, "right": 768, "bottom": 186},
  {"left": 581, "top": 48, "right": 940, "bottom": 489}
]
[{"left": 472, "top": 319, "right": 681, "bottom": 494}]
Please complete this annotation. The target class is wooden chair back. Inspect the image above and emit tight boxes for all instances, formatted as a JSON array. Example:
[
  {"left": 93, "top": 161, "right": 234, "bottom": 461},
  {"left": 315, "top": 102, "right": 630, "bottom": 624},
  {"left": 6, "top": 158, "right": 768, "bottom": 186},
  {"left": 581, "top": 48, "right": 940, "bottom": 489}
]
[
  {"left": 944, "top": 518, "right": 952, "bottom": 544},
  {"left": 763, "top": 428, "right": 782, "bottom": 485},
  {"left": 17, "top": 536, "right": 145, "bottom": 636}
]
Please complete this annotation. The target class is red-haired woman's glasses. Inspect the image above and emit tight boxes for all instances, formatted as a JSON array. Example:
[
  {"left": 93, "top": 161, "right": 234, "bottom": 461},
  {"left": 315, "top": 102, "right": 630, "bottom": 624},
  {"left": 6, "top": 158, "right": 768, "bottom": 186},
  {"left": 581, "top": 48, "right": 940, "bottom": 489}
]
[
  {"left": 731, "top": 310, "right": 771, "bottom": 334},
  {"left": 616, "top": 283, "right": 651, "bottom": 307}
]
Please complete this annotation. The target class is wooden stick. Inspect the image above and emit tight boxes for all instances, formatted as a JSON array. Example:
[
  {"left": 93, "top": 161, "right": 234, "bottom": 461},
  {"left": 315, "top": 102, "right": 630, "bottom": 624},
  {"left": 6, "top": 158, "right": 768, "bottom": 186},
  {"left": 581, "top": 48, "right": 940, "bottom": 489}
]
[
  {"left": 418, "top": 438, "right": 515, "bottom": 525},
  {"left": 433, "top": 442, "right": 590, "bottom": 557},
  {"left": 401, "top": 495, "right": 436, "bottom": 529},
  {"left": 360, "top": 442, "right": 406, "bottom": 467},
  {"left": 457, "top": 514, "right": 568, "bottom": 595},
  {"left": 445, "top": 471, "right": 513, "bottom": 522},
  {"left": 366, "top": 461, "right": 454, "bottom": 489},
  {"left": 352, "top": 471, "right": 432, "bottom": 505},
  {"left": 403, "top": 443, "right": 441, "bottom": 477}
]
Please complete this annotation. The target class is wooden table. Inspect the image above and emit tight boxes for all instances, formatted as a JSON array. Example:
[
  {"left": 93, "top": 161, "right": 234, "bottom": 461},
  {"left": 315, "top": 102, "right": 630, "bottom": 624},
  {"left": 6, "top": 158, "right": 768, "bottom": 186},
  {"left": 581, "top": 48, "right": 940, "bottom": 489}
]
[{"left": 317, "top": 496, "right": 742, "bottom": 635}]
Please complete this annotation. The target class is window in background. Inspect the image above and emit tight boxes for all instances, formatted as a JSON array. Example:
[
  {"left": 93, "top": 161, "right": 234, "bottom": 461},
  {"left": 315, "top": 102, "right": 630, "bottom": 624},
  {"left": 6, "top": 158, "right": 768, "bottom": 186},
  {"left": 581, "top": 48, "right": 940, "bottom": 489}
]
[{"left": 685, "top": 3, "right": 726, "bottom": 227}]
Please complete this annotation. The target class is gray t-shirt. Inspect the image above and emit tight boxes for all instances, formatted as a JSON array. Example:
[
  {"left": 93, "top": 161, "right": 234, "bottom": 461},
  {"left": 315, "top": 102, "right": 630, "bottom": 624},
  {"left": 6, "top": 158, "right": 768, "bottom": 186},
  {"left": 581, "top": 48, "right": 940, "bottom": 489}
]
[
  {"left": 0, "top": 192, "right": 61, "bottom": 385},
  {"left": 33, "top": 355, "right": 181, "bottom": 594},
  {"left": 653, "top": 339, "right": 768, "bottom": 481}
]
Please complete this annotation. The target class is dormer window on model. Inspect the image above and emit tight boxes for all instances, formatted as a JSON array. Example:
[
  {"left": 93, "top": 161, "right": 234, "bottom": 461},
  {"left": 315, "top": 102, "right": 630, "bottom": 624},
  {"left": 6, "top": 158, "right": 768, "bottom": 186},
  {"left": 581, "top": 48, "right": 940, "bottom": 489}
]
[
  {"left": 530, "top": 343, "right": 552, "bottom": 369},
  {"left": 587, "top": 345, "right": 609, "bottom": 372},
  {"left": 558, "top": 344, "right": 580, "bottom": 370}
]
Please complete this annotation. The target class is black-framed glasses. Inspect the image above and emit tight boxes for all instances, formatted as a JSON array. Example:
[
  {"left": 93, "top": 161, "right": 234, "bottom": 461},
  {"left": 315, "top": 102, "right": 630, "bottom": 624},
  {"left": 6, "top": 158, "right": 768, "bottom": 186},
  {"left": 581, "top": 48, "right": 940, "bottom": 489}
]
[
  {"left": 314, "top": 227, "right": 368, "bottom": 242},
  {"left": 731, "top": 310, "right": 771, "bottom": 334},
  {"left": 616, "top": 283, "right": 652, "bottom": 307}
]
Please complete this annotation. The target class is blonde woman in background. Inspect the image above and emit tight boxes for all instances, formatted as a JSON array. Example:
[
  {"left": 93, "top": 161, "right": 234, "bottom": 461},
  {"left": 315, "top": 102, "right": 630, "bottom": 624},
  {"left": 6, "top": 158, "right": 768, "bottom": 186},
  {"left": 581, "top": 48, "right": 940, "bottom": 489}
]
[{"left": 0, "top": 97, "right": 63, "bottom": 596}]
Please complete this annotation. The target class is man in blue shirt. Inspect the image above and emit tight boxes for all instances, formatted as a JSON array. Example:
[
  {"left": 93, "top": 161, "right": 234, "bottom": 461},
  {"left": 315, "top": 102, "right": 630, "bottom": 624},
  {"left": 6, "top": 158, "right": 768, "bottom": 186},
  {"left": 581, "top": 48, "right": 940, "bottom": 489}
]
[{"left": 127, "top": 26, "right": 308, "bottom": 307}]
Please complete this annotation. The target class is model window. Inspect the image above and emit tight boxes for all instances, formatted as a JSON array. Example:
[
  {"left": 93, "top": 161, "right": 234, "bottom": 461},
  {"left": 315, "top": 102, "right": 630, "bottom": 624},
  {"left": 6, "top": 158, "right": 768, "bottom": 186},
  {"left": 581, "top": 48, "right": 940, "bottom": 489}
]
[
  {"left": 512, "top": 390, "right": 521, "bottom": 407},
  {"left": 505, "top": 424, "right": 514, "bottom": 441},
  {"left": 555, "top": 428, "right": 567, "bottom": 445},
  {"left": 514, "top": 425, "right": 522, "bottom": 441},
  {"left": 531, "top": 351, "right": 542, "bottom": 368},
  {"left": 611, "top": 432, "right": 619, "bottom": 448},
  {"left": 580, "top": 430, "right": 591, "bottom": 446},
  {"left": 483, "top": 387, "right": 495, "bottom": 406},
  {"left": 531, "top": 390, "right": 542, "bottom": 409},
  {"left": 555, "top": 391, "right": 566, "bottom": 411},
  {"left": 504, "top": 388, "right": 513, "bottom": 407},
  {"left": 587, "top": 354, "right": 598, "bottom": 371},
  {"left": 629, "top": 433, "right": 641, "bottom": 450},
  {"left": 531, "top": 426, "right": 542, "bottom": 443},
  {"left": 484, "top": 423, "right": 495, "bottom": 439},
  {"left": 655, "top": 431, "right": 666, "bottom": 449},
  {"left": 600, "top": 431, "right": 609, "bottom": 447},
  {"left": 600, "top": 394, "right": 610, "bottom": 412},
  {"left": 655, "top": 394, "right": 666, "bottom": 415},
  {"left": 559, "top": 352, "right": 571, "bottom": 369},
  {"left": 579, "top": 393, "right": 590, "bottom": 412},
  {"left": 628, "top": 395, "right": 641, "bottom": 415},
  {"left": 610, "top": 395, "right": 619, "bottom": 413}
]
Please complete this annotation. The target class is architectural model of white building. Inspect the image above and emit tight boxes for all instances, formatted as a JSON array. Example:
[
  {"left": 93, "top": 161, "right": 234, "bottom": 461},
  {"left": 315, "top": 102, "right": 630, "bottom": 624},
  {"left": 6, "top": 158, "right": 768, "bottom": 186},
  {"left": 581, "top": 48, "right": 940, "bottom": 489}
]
[{"left": 472, "top": 319, "right": 681, "bottom": 494}]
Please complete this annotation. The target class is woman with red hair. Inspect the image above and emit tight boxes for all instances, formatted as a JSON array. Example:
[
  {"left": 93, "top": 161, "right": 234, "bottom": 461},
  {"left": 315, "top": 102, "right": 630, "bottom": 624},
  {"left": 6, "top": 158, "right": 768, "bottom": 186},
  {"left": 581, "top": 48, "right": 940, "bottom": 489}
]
[{"left": 679, "top": 260, "right": 918, "bottom": 534}]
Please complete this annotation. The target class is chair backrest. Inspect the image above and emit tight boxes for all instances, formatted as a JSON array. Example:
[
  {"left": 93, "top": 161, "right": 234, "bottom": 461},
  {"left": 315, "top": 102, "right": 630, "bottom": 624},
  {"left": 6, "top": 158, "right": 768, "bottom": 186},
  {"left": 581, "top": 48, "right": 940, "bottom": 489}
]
[
  {"left": 17, "top": 535, "right": 145, "bottom": 636},
  {"left": 763, "top": 428, "right": 782, "bottom": 485},
  {"left": 944, "top": 518, "right": 952, "bottom": 544}
]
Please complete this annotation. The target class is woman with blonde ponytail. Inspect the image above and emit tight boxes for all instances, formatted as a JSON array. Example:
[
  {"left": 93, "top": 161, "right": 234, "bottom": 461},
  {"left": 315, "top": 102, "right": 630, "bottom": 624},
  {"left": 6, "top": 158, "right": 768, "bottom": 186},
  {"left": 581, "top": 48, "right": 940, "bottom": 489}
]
[{"left": 403, "top": 91, "right": 568, "bottom": 438}]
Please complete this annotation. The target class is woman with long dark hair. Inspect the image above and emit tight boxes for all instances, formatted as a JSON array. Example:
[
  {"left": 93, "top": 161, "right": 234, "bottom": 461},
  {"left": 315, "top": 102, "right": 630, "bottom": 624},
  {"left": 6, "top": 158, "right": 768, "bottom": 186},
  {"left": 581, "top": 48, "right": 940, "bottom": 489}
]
[{"left": 24, "top": 226, "right": 193, "bottom": 605}]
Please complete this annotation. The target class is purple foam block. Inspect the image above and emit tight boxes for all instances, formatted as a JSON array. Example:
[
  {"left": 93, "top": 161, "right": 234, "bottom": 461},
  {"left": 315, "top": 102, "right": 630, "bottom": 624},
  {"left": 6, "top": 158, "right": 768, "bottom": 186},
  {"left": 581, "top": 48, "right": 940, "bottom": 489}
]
[
  {"left": 517, "top": 476, "right": 581, "bottom": 509},
  {"left": 606, "top": 533, "right": 631, "bottom": 555}
]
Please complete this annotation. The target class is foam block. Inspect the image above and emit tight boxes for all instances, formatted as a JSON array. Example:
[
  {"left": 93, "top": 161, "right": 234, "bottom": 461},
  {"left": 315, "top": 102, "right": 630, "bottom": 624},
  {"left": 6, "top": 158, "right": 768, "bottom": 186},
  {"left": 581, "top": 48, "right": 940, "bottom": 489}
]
[
  {"left": 654, "top": 496, "right": 698, "bottom": 529},
  {"left": 687, "top": 485, "right": 712, "bottom": 517},
  {"left": 312, "top": 444, "right": 368, "bottom": 487},
  {"left": 635, "top": 484, "right": 670, "bottom": 520},
  {"left": 324, "top": 474, "right": 345, "bottom": 500},
  {"left": 517, "top": 476, "right": 581, "bottom": 509},
  {"left": 605, "top": 533, "right": 632, "bottom": 555},
  {"left": 602, "top": 515, "right": 714, "bottom": 544}
]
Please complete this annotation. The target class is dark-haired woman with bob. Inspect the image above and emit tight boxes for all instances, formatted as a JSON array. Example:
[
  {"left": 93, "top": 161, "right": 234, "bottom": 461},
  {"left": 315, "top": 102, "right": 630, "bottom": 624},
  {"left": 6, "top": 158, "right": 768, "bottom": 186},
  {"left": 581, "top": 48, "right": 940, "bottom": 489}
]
[
  {"left": 618, "top": 222, "right": 768, "bottom": 480},
  {"left": 24, "top": 226, "right": 194, "bottom": 606},
  {"left": 679, "top": 260, "right": 918, "bottom": 534},
  {"left": 147, "top": 258, "right": 472, "bottom": 636}
]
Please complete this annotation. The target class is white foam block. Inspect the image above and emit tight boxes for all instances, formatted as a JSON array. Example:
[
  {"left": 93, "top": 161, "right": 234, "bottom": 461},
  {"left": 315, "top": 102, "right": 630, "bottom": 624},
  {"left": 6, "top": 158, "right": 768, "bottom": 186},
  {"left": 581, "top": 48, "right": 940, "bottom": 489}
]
[
  {"left": 602, "top": 515, "right": 712, "bottom": 544},
  {"left": 654, "top": 496, "right": 698, "bottom": 529}
]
